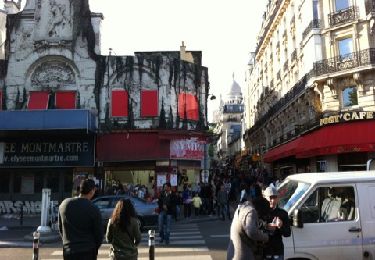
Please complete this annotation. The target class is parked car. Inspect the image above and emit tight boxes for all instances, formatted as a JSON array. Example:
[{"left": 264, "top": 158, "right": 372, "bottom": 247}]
[{"left": 92, "top": 195, "right": 158, "bottom": 231}]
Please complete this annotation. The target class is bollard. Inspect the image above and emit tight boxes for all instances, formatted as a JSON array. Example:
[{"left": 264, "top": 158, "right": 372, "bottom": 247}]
[
  {"left": 148, "top": 229, "right": 155, "bottom": 260},
  {"left": 32, "top": 231, "right": 40, "bottom": 260},
  {"left": 20, "top": 205, "right": 23, "bottom": 227}
]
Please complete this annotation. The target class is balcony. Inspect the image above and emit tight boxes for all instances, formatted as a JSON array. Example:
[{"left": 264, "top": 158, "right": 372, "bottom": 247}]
[
  {"left": 328, "top": 6, "right": 357, "bottom": 27},
  {"left": 302, "top": 19, "right": 321, "bottom": 40},
  {"left": 313, "top": 48, "right": 375, "bottom": 77}
]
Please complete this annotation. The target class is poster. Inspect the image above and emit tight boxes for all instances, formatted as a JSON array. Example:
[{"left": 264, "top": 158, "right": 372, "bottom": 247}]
[
  {"left": 157, "top": 175, "right": 166, "bottom": 187},
  {"left": 170, "top": 174, "right": 178, "bottom": 186}
]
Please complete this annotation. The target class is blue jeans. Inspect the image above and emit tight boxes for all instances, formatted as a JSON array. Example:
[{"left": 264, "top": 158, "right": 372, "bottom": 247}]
[{"left": 158, "top": 211, "right": 172, "bottom": 242}]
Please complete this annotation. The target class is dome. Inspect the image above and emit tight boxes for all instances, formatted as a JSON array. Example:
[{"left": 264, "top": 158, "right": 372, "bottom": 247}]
[{"left": 229, "top": 80, "right": 242, "bottom": 96}]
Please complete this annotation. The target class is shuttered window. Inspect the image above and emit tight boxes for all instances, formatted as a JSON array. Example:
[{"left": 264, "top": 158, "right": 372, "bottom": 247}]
[
  {"left": 28, "top": 91, "right": 49, "bottom": 110},
  {"left": 111, "top": 90, "right": 128, "bottom": 117},
  {"left": 141, "top": 90, "right": 158, "bottom": 117},
  {"left": 178, "top": 93, "right": 199, "bottom": 120},
  {"left": 55, "top": 91, "right": 77, "bottom": 109}
]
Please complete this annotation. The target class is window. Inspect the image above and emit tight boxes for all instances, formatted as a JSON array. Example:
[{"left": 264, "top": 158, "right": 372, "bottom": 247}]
[
  {"left": 338, "top": 38, "right": 353, "bottom": 60},
  {"left": 335, "top": 0, "right": 350, "bottom": 11},
  {"left": 111, "top": 90, "right": 128, "bottom": 117},
  {"left": 300, "top": 186, "right": 356, "bottom": 223},
  {"left": 313, "top": 0, "right": 319, "bottom": 19},
  {"left": 55, "top": 91, "right": 77, "bottom": 109},
  {"left": 342, "top": 86, "right": 358, "bottom": 107},
  {"left": 141, "top": 90, "right": 158, "bottom": 117},
  {"left": 28, "top": 91, "right": 50, "bottom": 110},
  {"left": 178, "top": 93, "right": 199, "bottom": 120},
  {"left": 46, "top": 172, "right": 59, "bottom": 193}
]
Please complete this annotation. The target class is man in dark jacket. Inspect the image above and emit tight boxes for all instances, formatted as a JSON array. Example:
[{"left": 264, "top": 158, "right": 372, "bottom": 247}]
[
  {"left": 59, "top": 179, "right": 103, "bottom": 260},
  {"left": 158, "top": 182, "right": 176, "bottom": 245},
  {"left": 263, "top": 186, "right": 291, "bottom": 260}
]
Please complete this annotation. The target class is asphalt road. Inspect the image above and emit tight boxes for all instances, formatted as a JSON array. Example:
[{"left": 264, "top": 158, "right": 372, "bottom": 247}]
[{"left": 0, "top": 217, "right": 232, "bottom": 260}]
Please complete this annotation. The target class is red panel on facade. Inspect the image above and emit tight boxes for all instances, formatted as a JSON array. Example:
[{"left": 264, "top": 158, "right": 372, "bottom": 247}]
[
  {"left": 28, "top": 91, "right": 49, "bottom": 110},
  {"left": 296, "top": 121, "right": 375, "bottom": 158},
  {"left": 263, "top": 138, "right": 302, "bottom": 163},
  {"left": 96, "top": 132, "right": 170, "bottom": 161},
  {"left": 111, "top": 90, "right": 128, "bottom": 117},
  {"left": 55, "top": 91, "right": 76, "bottom": 109},
  {"left": 0, "top": 91, "right": 2, "bottom": 110},
  {"left": 141, "top": 90, "right": 158, "bottom": 117},
  {"left": 178, "top": 93, "right": 199, "bottom": 120}
]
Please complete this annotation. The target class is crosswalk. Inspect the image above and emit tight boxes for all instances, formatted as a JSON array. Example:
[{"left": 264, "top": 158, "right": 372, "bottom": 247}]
[{"left": 44, "top": 223, "right": 213, "bottom": 260}]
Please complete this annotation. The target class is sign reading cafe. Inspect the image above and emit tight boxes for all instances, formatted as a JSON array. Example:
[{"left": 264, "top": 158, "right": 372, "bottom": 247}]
[
  {"left": 320, "top": 111, "right": 374, "bottom": 126},
  {"left": 0, "top": 137, "right": 95, "bottom": 167}
]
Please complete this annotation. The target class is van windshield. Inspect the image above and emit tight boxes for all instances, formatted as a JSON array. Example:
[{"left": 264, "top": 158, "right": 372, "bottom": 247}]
[{"left": 278, "top": 180, "right": 311, "bottom": 212}]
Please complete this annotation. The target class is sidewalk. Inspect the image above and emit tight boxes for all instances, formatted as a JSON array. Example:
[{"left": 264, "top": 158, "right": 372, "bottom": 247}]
[{"left": 0, "top": 214, "right": 41, "bottom": 248}]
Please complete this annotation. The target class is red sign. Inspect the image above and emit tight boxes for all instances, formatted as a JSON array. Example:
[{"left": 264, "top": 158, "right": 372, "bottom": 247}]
[{"left": 170, "top": 138, "right": 205, "bottom": 160}]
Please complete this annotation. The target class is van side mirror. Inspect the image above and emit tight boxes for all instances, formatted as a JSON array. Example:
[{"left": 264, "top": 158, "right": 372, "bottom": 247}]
[{"left": 293, "top": 209, "right": 303, "bottom": 228}]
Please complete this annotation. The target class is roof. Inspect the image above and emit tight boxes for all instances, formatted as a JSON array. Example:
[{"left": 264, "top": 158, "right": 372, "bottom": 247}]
[
  {"left": 287, "top": 171, "right": 375, "bottom": 185},
  {"left": 229, "top": 80, "right": 242, "bottom": 96}
]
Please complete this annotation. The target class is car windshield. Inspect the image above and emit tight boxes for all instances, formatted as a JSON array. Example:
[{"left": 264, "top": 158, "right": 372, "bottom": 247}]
[{"left": 278, "top": 180, "right": 311, "bottom": 212}]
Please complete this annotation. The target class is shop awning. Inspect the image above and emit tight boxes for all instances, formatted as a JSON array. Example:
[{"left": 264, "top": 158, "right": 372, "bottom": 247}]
[
  {"left": 263, "top": 121, "right": 375, "bottom": 162},
  {"left": 296, "top": 120, "right": 375, "bottom": 158},
  {"left": 96, "top": 132, "right": 170, "bottom": 162},
  {"left": 263, "top": 138, "right": 302, "bottom": 163}
]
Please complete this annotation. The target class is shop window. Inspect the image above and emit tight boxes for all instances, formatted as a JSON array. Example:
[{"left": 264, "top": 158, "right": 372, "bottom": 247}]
[
  {"left": 0, "top": 172, "right": 10, "bottom": 193},
  {"left": 335, "top": 0, "right": 350, "bottom": 11},
  {"left": 46, "top": 172, "right": 59, "bottom": 193},
  {"left": 34, "top": 173, "right": 44, "bottom": 193},
  {"left": 342, "top": 86, "right": 358, "bottom": 107},
  {"left": 338, "top": 38, "right": 353, "bottom": 60},
  {"left": 28, "top": 91, "right": 50, "bottom": 110},
  {"left": 141, "top": 90, "right": 158, "bottom": 117},
  {"left": 178, "top": 93, "right": 199, "bottom": 120},
  {"left": 55, "top": 91, "right": 77, "bottom": 109},
  {"left": 13, "top": 174, "right": 21, "bottom": 193},
  {"left": 111, "top": 90, "right": 128, "bottom": 117}
]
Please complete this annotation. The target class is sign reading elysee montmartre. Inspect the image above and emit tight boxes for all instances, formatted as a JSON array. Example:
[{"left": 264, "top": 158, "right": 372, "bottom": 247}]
[
  {"left": 0, "top": 137, "right": 95, "bottom": 167},
  {"left": 320, "top": 111, "right": 375, "bottom": 126}
]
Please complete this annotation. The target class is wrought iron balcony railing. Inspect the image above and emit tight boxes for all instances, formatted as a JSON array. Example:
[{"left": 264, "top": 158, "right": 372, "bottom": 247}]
[
  {"left": 313, "top": 48, "right": 375, "bottom": 77},
  {"left": 328, "top": 6, "right": 357, "bottom": 27},
  {"left": 302, "top": 19, "right": 321, "bottom": 40},
  {"left": 365, "top": 0, "right": 375, "bottom": 15}
]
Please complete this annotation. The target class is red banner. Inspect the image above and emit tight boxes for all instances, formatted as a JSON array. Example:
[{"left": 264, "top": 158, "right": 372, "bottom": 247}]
[{"left": 170, "top": 138, "right": 205, "bottom": 160}]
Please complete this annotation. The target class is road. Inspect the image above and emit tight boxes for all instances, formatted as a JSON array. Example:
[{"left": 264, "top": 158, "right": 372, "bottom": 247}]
[{"left": 0, "top": 217, "right": 231, "bottom": 260}]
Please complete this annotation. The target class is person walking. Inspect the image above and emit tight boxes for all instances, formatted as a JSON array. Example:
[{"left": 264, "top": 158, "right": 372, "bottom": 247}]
[
  {"left": 217, "top": 184, "right": 229, "bottom": 220},
  {"left": 192, "top": 192, "right": 203, "bottom": 216},
  {"left": 106, "top": 199, "right": 141, "bottom": 260},
  {"left": 158, "top": 182, "right": 176, "bottom": 245},
  {"left": 263, "top": 186, "right": 291, "bottom": 260},
  {"left": 58, "top": 179, "right": 103, "bottom": 260},
  {"left": 227, "top": 195, "right": 269, "bottom": 260}
]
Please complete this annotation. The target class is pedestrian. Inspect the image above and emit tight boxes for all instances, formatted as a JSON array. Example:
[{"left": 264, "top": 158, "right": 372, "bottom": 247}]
[
  {"left": 263, "top": 186, "right": 291, "bottom": 260},
  {"left": 106, "top": 199, "right": 141, "bottom": 260},
  {"left": 227, "top": 194, "right": 269, "bottom": 260},
  {"left": 182, "top": 185, "right": 192, "bottom": 219},
  {"left": 192, "top": 192, "right": 203, "bottom": 216},
  {"left": 217, "top": 184, "right": 228, "bottom": 220},
  {"left": 158, "top": 182, "right": 176, "bottom": 245},
  {"left": 58, "top": 179, "right": 103, "bottom": 260}
]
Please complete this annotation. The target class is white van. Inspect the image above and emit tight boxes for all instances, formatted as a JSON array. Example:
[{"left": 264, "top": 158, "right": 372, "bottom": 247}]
[{"left": 277, "top": 171, "right": 375, "bottom": 260}]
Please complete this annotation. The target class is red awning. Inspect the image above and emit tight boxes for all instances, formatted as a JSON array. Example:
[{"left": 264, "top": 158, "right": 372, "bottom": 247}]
[
  {"left": 263, "top": 138, "right": 302, "bottom": 163},
  {"left": 296, "top": 121, "right": 375, "bottom": 158},
  {"left": 97, "top": 132, "right": 170, "bottom": 162},
  {"left": 263, "top": 121, "right": 375, "bottom": 163},
  {"left": 28, "top": 91, "right": 49, "bottom": 110}
]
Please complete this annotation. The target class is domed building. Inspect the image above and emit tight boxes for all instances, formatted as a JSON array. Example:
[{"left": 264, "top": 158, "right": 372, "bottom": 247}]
[{"left": 214, "top": 75, "right": 245, "bottom": 170}]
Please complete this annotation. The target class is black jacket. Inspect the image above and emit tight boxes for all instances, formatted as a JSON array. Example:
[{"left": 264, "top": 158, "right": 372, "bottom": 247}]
[
  {"left": 158, "top": 191, "right": 176, "bottom": 215},
  {"left": 263, "top": 207, "right": 291, "bottom": 256},
  {"left": 58, "top": 197, "right": 103, "bottom": 254}
]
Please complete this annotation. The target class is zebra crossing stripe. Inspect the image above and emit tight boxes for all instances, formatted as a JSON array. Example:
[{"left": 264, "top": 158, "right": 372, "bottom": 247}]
[{"left": 51, "top": 247, "right": 209, "bottom": 256}]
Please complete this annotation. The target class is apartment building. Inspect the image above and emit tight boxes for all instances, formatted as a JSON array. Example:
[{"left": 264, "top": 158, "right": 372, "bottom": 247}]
[{"left": 244, "top": 0, "right": 375, "bottom": 176}]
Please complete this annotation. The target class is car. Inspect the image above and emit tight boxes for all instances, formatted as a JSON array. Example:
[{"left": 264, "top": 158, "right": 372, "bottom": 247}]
[{"left": 92, "top": 195, "right": 159, "bottom": 232}]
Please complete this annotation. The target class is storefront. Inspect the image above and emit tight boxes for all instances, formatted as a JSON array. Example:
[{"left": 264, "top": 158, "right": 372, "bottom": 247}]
[{"left": 0, "top": 110, "right": 96, "bottom": 205}]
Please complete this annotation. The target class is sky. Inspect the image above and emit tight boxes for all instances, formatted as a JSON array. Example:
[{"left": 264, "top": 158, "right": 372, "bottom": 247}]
[{"left": 21, "top": 0, "right": 267, "bottom": 121}]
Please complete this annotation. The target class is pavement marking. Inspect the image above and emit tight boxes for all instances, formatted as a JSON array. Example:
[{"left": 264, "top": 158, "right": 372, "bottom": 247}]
[
  {"left": 210, "top": 234, "right": 230, "bottom": 238},
  {"left": 51, "top": 247, "right": 209, "bottom": 256},
  {"left": 138, "top": 255, "right": 213, "bottom": 260}
]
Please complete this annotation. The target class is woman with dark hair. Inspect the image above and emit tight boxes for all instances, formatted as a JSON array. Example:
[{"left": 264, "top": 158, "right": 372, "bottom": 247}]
[{"left": 106, "top": 199, "right": 141, "bottom": 260}]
